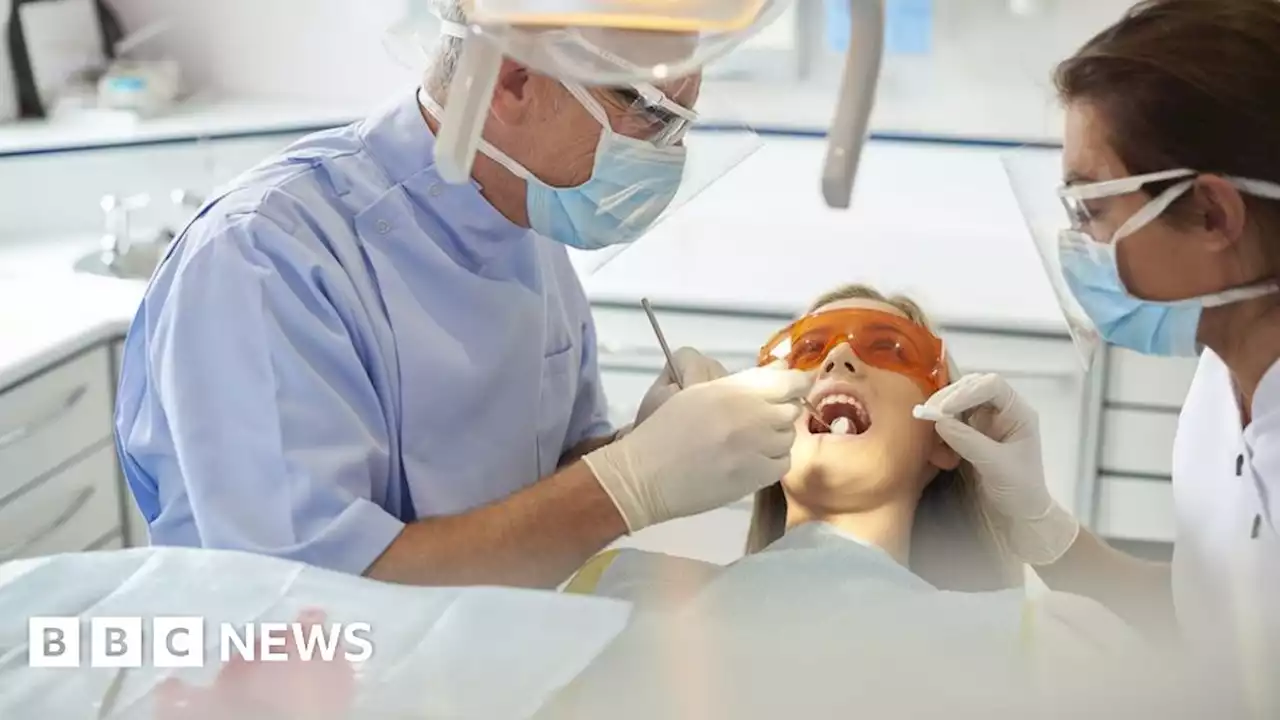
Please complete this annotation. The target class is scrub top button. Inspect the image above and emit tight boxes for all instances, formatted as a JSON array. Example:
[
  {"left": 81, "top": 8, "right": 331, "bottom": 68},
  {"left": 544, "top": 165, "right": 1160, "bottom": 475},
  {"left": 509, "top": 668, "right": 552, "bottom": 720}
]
[
  {"left": 376, "top": 220, "right": 391, "bottom": 234},
  {"left": 429, "top": 184, "right": 443, "bottom": 197}
]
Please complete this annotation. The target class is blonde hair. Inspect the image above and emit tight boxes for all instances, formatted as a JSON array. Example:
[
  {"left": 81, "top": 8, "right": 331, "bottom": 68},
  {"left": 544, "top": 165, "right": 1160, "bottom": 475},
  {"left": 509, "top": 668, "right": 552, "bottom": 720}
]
[{"left": 745, "top": 284, "right": 1020, "bottom": 591}]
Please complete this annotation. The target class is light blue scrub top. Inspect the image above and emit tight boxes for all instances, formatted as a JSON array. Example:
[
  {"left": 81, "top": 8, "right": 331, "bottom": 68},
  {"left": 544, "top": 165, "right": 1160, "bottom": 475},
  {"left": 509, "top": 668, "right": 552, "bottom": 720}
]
[{"left": 114, "top": 91, "right": 614, "bottom": 576}]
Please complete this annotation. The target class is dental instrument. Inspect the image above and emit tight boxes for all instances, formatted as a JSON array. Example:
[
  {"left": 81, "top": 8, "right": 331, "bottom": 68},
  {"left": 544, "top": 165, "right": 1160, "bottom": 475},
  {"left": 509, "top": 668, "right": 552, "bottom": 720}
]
[
  {"left": 640, "top": 298, "right": 685, "bottom": 390},
  {"left": 641, "top": 298, "right": 829, "bottom": 429}
]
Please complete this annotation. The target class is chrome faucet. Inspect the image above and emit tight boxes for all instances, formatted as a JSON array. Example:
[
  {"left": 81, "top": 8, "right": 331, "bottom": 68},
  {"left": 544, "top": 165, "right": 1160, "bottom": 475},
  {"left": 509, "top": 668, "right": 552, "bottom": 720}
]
[
  {"left": 159, "top": 189, "right": 207, "bottom": 242},
  {"left": 99, "top": 193, "right": 151, "bottom": 269}
]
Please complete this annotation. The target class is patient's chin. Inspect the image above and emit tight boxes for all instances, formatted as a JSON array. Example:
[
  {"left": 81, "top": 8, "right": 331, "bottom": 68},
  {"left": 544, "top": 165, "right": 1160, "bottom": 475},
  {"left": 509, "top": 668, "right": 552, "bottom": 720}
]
[{"left": 783, "top": 464, "right": 891, "bottom": 510}]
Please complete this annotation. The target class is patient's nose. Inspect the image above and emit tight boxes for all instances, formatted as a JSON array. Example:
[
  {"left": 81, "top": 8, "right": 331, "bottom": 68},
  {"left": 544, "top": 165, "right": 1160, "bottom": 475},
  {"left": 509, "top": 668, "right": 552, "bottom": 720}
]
[{"left": 821, "top": 342, "right": 862, "bottom": 377}]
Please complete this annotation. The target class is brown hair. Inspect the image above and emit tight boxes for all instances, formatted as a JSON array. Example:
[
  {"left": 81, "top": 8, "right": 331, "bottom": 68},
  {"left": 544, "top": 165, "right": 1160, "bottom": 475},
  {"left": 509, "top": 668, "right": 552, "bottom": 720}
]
[
  {"left": 1054, "top": 0, "right": 1280, "bottom": 235},
  {"left": 744, "top": 284, "right": 1020, "bottom": 591}
]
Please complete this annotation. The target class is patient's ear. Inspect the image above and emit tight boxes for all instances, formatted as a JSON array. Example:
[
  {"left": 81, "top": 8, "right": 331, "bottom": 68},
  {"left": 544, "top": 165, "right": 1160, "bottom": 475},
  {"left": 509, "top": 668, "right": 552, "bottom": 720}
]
[{"left": 928, "top": 432, "right": 961, "bottom": 471}]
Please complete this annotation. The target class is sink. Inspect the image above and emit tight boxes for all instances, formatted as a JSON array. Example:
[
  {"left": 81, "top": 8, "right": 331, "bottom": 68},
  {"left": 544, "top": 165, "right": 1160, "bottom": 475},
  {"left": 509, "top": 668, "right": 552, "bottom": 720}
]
[{"left": 73, "top": 242, "right": 167, "bottom": 281}]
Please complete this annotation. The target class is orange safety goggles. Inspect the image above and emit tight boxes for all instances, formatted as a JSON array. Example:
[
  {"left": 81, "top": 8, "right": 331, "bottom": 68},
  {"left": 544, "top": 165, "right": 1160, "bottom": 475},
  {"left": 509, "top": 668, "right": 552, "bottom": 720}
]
[{"left": 757, "top": 308, "right": 949, "bottom": 394}]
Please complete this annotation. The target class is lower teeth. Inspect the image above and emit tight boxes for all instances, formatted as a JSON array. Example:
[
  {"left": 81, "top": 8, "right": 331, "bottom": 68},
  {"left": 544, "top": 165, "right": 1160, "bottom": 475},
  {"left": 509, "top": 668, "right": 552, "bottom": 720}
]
[{"left": 830, "top": 417, "right": 853, "bottom": 435}]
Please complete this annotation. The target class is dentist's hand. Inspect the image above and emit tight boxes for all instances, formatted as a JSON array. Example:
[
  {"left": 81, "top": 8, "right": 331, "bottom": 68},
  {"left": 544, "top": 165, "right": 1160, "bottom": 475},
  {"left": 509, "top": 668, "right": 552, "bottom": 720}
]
[
  {"left": 587, "top": 365, "right": 812, "bottom": 533},
  {"left": 634, "top": 347, "right": 730, "bottom": 426},
  {"left": 914, "top": 373, "right": 1080, "bottom": 566}
]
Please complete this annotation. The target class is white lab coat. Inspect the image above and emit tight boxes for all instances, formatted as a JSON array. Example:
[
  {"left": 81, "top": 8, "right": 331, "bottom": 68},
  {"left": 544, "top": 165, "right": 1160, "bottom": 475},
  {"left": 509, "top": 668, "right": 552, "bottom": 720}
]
[{"left": 1170, "top": 349, "right": 1280, "bottom": 713}]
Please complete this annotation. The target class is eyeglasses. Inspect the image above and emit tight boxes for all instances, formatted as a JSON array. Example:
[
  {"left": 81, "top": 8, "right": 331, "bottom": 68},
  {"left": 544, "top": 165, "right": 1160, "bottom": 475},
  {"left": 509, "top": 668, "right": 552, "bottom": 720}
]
[
  {"left": 608, "top": 83, "right": 696, "bottom": 146},
  {"left": 758, "top": 308, "right": 949, "bottom": 394}
]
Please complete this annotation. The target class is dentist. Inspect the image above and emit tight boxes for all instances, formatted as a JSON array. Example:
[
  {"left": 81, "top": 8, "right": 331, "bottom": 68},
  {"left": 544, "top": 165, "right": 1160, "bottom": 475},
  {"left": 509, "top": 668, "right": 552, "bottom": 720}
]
[{"left": 114, "top": 0, "right": 809, "bottom": 587}]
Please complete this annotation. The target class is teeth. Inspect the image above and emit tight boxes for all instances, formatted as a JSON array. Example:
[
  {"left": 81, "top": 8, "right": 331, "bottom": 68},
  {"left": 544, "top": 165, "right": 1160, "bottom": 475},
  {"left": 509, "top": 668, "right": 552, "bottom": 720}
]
[
  {"left": 830, "top": 417, "right": 853, "bottom": 435},
  {"left": 817, "top": 394, "right": 862, "bottom": 410}
]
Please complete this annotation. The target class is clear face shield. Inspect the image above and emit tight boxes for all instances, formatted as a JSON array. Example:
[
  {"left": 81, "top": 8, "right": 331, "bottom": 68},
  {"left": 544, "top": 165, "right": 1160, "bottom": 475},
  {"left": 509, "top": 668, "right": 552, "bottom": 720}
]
[
  {"left": 386, "top": 5, "right": 775, "bottom": 273},
  {"left": 1003, "top": 150, "right": 1119, "bottom": 368},
  {"left": 386, "top": 0, "right": 890, "bottom": 248},
  {"left": 1003, "top": 150, "right": 1280, "bottom": 367}
]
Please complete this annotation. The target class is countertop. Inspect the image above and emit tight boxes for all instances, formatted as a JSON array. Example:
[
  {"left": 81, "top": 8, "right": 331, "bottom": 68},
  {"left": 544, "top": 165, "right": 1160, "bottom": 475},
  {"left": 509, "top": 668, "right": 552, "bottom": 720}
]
[
  {"left": 0, "top": 95, "right": 362, "bottom": 157},
  {"left": 0, "top": 237, "right": 147, "bottom": 391},
  {"left": 0, "top": 138, "right": 1071, "bottom": 392}
]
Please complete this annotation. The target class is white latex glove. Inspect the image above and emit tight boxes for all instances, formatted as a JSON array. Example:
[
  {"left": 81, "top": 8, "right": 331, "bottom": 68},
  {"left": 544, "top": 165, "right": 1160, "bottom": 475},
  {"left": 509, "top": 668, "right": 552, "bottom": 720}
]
[
  {"left": 634, "top": 347, "right": 730, "bottom": 427},
  {"left": 586, "top": 366, "right": 812, "bottom": 533},
  {"left": 913, "top": 373, "right": 1080, "bottom": 566}
]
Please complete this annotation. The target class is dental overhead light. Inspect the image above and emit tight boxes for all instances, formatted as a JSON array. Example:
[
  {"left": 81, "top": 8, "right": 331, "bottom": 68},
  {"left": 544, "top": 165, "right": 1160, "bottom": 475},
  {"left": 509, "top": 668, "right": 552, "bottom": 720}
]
[{"left": 431, "top": 0, "right": 886, "bottom": 210}]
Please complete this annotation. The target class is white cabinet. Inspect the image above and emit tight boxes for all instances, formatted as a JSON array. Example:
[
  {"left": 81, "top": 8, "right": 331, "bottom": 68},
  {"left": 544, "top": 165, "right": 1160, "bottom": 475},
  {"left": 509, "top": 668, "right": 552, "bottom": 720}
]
[
  {"left": 0, "top": 446, "right": 124, "bottom": 561},
  {"left": 0, "top": 347, "right": 124, "bottom": 560},
  {"left": 1090, "top": 349, "right": 1198, "bottom": 545},
  {"left": 0, "top": 349, "right": 114, "bottom": 498}
]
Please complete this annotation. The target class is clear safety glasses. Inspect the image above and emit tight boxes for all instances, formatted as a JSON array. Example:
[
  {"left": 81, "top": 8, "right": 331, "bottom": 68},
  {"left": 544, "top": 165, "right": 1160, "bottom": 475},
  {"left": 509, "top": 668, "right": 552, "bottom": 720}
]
[
  {"left": 606, "top": 83, "right": 696, "bottom": 147},
  {"left": 758, "top": 308, "right": 950, "bottom": 395}
]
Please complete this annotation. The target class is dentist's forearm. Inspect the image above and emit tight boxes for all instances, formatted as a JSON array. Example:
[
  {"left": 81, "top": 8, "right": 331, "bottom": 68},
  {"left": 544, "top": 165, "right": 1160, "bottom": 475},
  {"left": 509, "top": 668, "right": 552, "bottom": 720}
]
[
  {"left": 558, "top": 430, "right": 626, "bottom": 469},
  {"left": 364, "top": 461, "right": 627, "bottom": 588},
  {"left": 1035, "top": 527, "right": 1177, "bottom": 641}
]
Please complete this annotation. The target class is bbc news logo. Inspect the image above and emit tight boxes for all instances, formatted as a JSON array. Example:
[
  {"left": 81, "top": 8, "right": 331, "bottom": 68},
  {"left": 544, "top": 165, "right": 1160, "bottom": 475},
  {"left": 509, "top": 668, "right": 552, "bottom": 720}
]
[{"left": 28, "top": 617, "right": 373, "bottom": 668}]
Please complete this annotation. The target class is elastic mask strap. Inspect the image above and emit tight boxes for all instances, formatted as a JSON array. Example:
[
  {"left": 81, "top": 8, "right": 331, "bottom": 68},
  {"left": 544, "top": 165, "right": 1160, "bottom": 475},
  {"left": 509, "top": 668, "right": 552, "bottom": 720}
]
[
  {"left": 562, "top": 82, "right": 613, "bottom": 133},
  {"left": 1207, "top": 176, "right": 1280, "bottom": 308},
  {"left": 1112, "top": 180, "right": 1195, "bottom": 242},
  {"left": 1201, "top": 282, "right": 1280, "bottom": 309},
  {"left": 416, "top": 87, "right": 534, "bottom": 182},
  {"left": 1230, "top": 176, "right": 1280, "bottom": 201}
]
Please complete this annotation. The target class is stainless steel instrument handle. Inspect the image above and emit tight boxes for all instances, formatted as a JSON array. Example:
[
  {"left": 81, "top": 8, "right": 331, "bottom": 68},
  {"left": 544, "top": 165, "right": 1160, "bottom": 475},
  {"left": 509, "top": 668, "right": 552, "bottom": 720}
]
[
  {"left": 0, "top": 385, "right": 88, "bottom": 451},
  {"left": 0, "top": 486, "right": 97, "bottom": 561}
]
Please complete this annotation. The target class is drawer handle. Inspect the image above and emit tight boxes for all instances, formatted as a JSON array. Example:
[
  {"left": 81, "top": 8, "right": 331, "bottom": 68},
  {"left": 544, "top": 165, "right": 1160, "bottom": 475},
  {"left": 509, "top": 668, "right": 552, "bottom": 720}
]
[
  {"left": 0, "top": 486, "right": 97, "bottom": 561},
  {"left": 967, "top": 368, "right": 1080, "bottom": 383},
  {"left": 0, "top": 385, "right": 89, "bottom": 451}
]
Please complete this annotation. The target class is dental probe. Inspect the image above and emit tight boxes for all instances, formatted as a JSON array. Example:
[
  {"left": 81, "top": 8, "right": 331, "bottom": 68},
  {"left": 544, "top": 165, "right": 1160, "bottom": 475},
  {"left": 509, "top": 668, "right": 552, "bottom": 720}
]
[{"left": 641, "top": 299, "right": 830, "bottom": 430}]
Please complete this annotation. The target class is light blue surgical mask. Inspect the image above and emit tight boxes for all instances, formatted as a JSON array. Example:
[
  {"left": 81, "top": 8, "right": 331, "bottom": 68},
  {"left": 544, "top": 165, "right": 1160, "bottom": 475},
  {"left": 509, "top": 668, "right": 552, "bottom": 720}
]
[
  {"left": 419, "top": 86, "right": 687, "bottom": 250},
  {"left": 1058, "top": 171, "right": 1280, "bottom": 357}
]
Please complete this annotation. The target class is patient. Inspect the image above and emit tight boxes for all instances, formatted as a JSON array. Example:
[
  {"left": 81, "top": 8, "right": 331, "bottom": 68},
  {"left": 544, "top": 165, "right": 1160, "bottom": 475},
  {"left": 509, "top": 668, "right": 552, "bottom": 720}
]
[
  {"left": 746, "top": 283, "right": 1016, "bottom": 591},
  {"left": 567, "top": 283, "right": 1018, "bottom": 599},
  {"left": 544, "top": 285, "right": 1146, "bottom": 719}
]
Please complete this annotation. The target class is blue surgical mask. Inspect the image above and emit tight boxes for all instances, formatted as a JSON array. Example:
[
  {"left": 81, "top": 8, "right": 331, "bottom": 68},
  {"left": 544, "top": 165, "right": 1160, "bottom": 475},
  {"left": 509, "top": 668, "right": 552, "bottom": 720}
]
[
  {"left": 1058, "top": 174, "right": 1280, "bottom": 357},
  {"left": 419, "top": 86, "right": 686, "bottom": 250}
]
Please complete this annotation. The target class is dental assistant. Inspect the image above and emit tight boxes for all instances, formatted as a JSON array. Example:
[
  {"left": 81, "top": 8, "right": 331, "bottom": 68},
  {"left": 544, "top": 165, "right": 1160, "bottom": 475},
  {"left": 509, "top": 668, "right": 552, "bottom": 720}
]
[
  {"left": 114, "top": 2, "right": 809, "bottom": 588},
  {"left": 918, "top": 0, "right": 1280, "bottom": 672}
]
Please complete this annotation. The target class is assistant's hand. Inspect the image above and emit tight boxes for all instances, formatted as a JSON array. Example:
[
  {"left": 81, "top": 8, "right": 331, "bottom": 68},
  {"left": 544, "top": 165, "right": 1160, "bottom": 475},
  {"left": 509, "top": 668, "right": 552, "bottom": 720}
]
[
  {"left": 586, "top": 365, "right": 812, "bottom": 533},
  {"left": 914, "top": 373, "right": 1080, "bottom": 566},
  {"left": 633, "top": 347, "right": 730, "bottom": 426}
]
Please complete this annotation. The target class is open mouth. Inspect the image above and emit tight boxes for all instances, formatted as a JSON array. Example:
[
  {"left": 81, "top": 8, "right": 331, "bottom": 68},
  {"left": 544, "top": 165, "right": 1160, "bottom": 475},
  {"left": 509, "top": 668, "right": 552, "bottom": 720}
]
[{"left": 809, "top": 392, "right": 873, "bottom": 436}]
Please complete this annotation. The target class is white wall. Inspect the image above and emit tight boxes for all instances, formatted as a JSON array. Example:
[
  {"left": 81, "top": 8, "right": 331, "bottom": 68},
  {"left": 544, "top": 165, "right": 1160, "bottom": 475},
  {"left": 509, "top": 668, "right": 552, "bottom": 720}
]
[
  {"left": 846, "top": 0, "right": 1132, "bottom": 140},
  {"left": 101, "top": 0, "right": 1134, "bottom": 139},
  {"left": 106, "top": 0, "right": 416, "bottom": 110}
]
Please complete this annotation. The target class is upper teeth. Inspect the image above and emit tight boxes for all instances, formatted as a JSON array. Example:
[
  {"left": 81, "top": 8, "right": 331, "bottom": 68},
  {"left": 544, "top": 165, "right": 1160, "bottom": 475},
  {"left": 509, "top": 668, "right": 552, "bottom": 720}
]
[{"left": 818, "top": 394, "right": 863, "bottom": 410}]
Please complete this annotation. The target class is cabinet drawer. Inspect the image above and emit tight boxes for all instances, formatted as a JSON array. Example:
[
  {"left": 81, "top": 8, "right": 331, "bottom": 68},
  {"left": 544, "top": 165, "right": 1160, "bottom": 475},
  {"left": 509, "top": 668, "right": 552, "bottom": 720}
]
[
  {"left": 1105, "top": 349, "right": 1198, "bottom": 409},
  {"left": 1095, "top": 475, "right": 1175, "bottom": 543},
  {"left": 610, "top": 501, "right": 754, "bottom": 566},
  {"left": 1100, "top": 409, "right": 1178, "bottom": 477},
  {"left": 0, "top": 444, "right": 123, "bottom": 562},
  {"left": 0, "top": 349, "right": 114, "bottom": 499}
]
